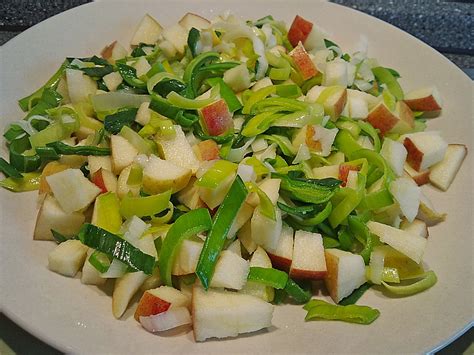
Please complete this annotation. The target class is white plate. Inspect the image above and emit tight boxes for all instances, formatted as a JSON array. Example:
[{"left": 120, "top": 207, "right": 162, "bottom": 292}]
[{"left": 1, "top": 1, "right": 472, "bottom": 353}]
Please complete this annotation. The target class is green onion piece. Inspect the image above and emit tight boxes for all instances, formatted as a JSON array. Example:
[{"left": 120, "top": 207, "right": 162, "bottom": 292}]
[
  {"left": 0, "top": 172, "right": 41, "bottom": 192},
  {"left": 381, "top": 271, "right": 437, "bottom": 296},
  {"left": 304, "top": 299, "right": 380, "bottom": 324},
  {"left": 196, "top": 176, "right": 248, "bottom": 290},
  {"left": 151, "top": 202, "right": 174, "bottom": 225},
  {"left": 18, "top": 59, "right": 69, "bottom": 112},
  {"left": 195, "top": 160, "right": 237, "bottom": 189},
  {"left": 104, "top": 108, "right": 138, "bottom": 134},
  {"left": 9, "top": 137, "right": 41, "bottom": 172},
  {"left": 0, "top": 157, "right": 23, "bottom": 178},
  {"left": 295, "top": 202, "right": 332, "bottom": 226},
  {"left": 252, "top": 97, "right": 308, "bottom": 114},
  {"left": 166, "top": 90, "right": 217, "bottom": 109},
  {"left": 146, "top": 72, "right": 180, "bottom": 95},
  {"left": 88, "top": 250, "right": 112, "bottom": 273},
  {"left": 158, "top": 208, "right": 212, "bottom": 286},
  {"left": 93, "top": 192, "right": 122, "bottom": 234},
  {"left": 183, "top": 51, "right": 220, "bottom": 98},
  {"left": 247, "top": 267, "right": 288, "bottom": 289},
  {"left": 273, "top": 173, "right": 340, "bottom": 204},
  {"left": 336, "top": 120, "right": 360, "bottom": 139},
  {"left": 78, "top": 223, "right": 155, "bottom": 274},
  {"left": 120, "top": 190, "right": 172, "bottom": 219},
  {"left": 339, "top": 283, "right": 372, "bottom": 306},
  {"left": 26, "top": 89, "right": 63, "bottom": 118},
  {"left": 334, "top": 129, "right": 363, "bottom": 157},
  {"left": 246, "top": 182, "right": 276, "bottom": 220},
  {"left": 360, "top": 188, "right": 393, "bottom": 211},
  {"left": 117, "top": 63, "right": 147, "bottom": 89},
  {"left": 241, "top": 111, "right": 282, "bottom": 137},
  {"left": 120, "top": 126, "right": 153, "bottom": 154},
  {"left": 187, "top": 27, "right": 200, "bottom": 57},
  {"left": 206, "top": 77, "right": 242, "bottom": 112},
  {"left": 46, "top": 141, "right": 111, "bottom": 156},
  {"left": 284, "top": 278, "right": 312, "bottom": 304},
  {"left": 372, "top": 66, "right": 404, "bottom": 100},
  {"left": 51, "top": 229, "right": 68, "bottom": 244}
]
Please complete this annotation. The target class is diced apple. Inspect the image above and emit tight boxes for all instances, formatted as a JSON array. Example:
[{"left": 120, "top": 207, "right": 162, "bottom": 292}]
[
  {"left": 87, "top": 155, "right": 112, "bottom": 175},
  {"left": 227, "top": 239, "right": 242, "bottom": 257},
  {"left": 324, "top": 249, "right": 366, "bottom": 303},
  {"left": 338, "top": 163, "right": 360, "bottom": 187},
  {"left": 404, "top": 163, "right": 430, "bottom": 186},
  {"left": 34, "top": 195, "right": 85, "bottom": 241},
  {"left": 223, "top": 63, "right": 252, "bottom": 92},
  {"left": 172, "top": 239, "right": 204, "bottom": 276},
  {"left": 46, "top": 168, "right": 101, "bottom": 214},
  {"left": 252, "top": 77, "right": 273, "bottom": 92},
  {"left": 404, "top": 86, "right": 442, "bottom": 112},
  {"left": 38, "top": 161, "right": 69, "bottom": 194},
  {"left": 290, "top": 230, "right": 327, "bottom": 279},
  {"left": 366, "top": 101, "right": 414, "bottom": 136},
  {"left": 131, "top": 14, "right": 163, "bottom": 46},
  {"left": 210, "top": 250, "right": 250, "bottom": 290},
  {"left": 117, "top": 164, "right": 140, "bottom": 199},
  {"left": 400, "top": 219, "right": 428, "bottom": 238},
  {"left": 140, "top": 307, "right": 192, "bottom": 333},
  {"left": 290, "top": 42, "right": 318, "bottom": 80},
  {"left": 81, "top": 249, "right": 107, "bottom": 286},
  {"left": 142, "top": 155, "right": 192, "bottom": 194},
  {"left": 240, "top": 247, "right": 274, "bottom": 301},
  {"left": 195, "top": 139, "right": 220, "bottom": 161},
  {"left": 132, "top": 56, "right": 152, "bottom": 78},
  {"left": 267, "top": 224, "right": 294, "bottom": 271},
  {"left": 91, "top": 168, "right": 118, "bottom": 193},
  {"left": 306, "top": 85, "right": 347, "bottom": 121},
  {"left": 48, "top": 240, "right": 88, "bottom": 277},
  {"left": 389, "top": 177, "right": 420, "bottom": 223},
  {"left": 403, "top": 131, "right": 448, "bottom": 171},
  {"left": 287, "top": 15, "right": 313, "bottom": 47},
  {"left": 416, "top": 193, "right": 446, "bottom": 226},
  {"left": 156, "top": 125, "right": 200, "bottom": 173},
  {"left": 238, "top": 220, "right": 257, "bottom": 254},
  {"left": 312, "top": 164, "right": 340, "bottom": 179},
  {"left": 102, "top": 71, "right": 123, "bottom": 91},
  {"left": 304, "top": 124, "right": 338, "bottom": 156},
  {"left": 198, "top": 174, "right": 234, "bottom": 209},
  {"left": 367, "top": 221, "right": 427, "bottom": 263},
  {"left": 429, "top": 144, "right": 467, "bottom": 191},
  {"left": 101, "top": 41, "right": 128, "bottom": 62},
  {"left": 158, "top": 40, "right": 177, "bottom": 58},
  {"left": 178, "top": 13, "right": 210, "bottom": 31},
  {"left": 66, "top": 69, "right": 97, "bottom": 104},
  {"left": 135, "top": 101, "right": 151, "bottom": 126},
  {"left": 228, "top": 202, "right": 254, "bottom": 239},
  {"left": 251, "top": 207, "right": 283, "bottom": 251},
  {"left": 110, "top": 135, "right": 138, "bottom": 174},
  {"left": 323, "top": 59, "right": 348, "bottom": 87},
  {"left": 199, "top": 99, "right": 233, "bottom": 136},
  {"left": 176, "top": 177, "right": 206, "bottom": 210},
  {"left": 247, "top": 178, "right": 281, "bottom": 207},
  {"left": 380, "top": 138, "right": 407, "bottom": 177},
  {"left": 112, "top": 271, "right": 148, "bottom": 319},
  {"left": 192, "top": 285, "right": 274, "bottom": 341},
  {"left": 135, "top": 286, "right": 191, "bottom": 322},
  {"left": 161, "top": 23, "right": 188, "bottom": 54}
]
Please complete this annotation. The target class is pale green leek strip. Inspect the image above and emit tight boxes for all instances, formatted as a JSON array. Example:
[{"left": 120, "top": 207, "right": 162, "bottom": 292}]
[
  {"left": 381, "top": 271, "right": 437, "bottom": 296},
  {"left": 147, "top": 72, "right": 179, "bottom": 95},
  {"left": 294, "top": 202, "right": 332, "bottom": 226},
  {"left": 151, "top": 201, "right": 174, "bottom": 225},
  {"left": 304, "top": 299, "right": 380, "bottom": 324},
  {"left": 261, "top": 134, "right": 296, "bottom": 156},
  {"left": 120, "top": 126, "right": 153, "bottom": 154},
  {"left": 195, "top": 160, "right": 237, "bottom": 189},
  {"left": 241, "top": 111, "right": 282, "bottom": 137},
  {"left": 242, "top": 86, "right": 276, "bottom": 114},
  {"left": 120, "top": 190, "right": 172, "bottom": 219},
  {"left": 0, "top": 172, "right": 41, "bottom": 192},
  {"left": 329, "top": 173, "right": 366, "bottom": 228},
  {"left": 93, "top": 192, "right": 122, "bottom": 234},
  {"left": 246, "top": 182, "right": 276, "bottom": 220},
  {"left": 166, "top": 86, "right": 219, "bottom": 109}
]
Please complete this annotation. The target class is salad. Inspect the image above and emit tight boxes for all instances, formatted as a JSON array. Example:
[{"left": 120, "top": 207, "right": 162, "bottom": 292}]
[{"left": 0, "top": 12, "right": 467, "bottom": 341}]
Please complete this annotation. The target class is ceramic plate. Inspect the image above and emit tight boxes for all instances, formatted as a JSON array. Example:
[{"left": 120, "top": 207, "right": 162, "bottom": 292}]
[{"left": 1, "top": 1, "right": 472, "bottom": 353}]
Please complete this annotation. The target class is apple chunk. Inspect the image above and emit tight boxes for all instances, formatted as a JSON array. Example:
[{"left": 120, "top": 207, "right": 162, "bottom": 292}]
[
  {"left": 289, "top": 42, "right": 318, "bottom": 80},
  {"left": 267, "top": 223, "right": 294, "bottom": 271},
  {"left": 113, "top": 271, "right": 148, "bottom": 319},
  {"left": 91, "top": 168, "right": 117, "bottom": 193},
  {"left": 195, "top": 139, "right": 220, "bottom": 161},
  {"left": 429, "top": 144, "right": 467, "bottom": 191},
  {"left": 324, "top": 249, "right": 366, "bottom": 303},
  {"left": 306, "top": 85, "right": 347, "bottom": 121},
  {"left": 403, "top": 131, "right": 448, "bottom": 171},
  {"left": 178, "top": 13, "right": 210, "bottom": 31},
  {"left": 389, "top": 177, "right": 421, "bottom": 223},
  {"left": 404, "top": 163, "right": 430, "bottom": 186},
  {"left": 134, "top": 285, "right": 190, "bottom": 321},
  {"left": 192, "top": 285, "right": 273, "bottom": 341},
  {"left": 142, "top": 155, "right": 192, "bottom": 194},
  {"left": 210, "top": 250, "right": 250, "bottom": 290},
  {"left": 290, "top": 230, "right": 327, "bottom": 280},
  {"left": 172, "top": 239, "right": 203, "bottom": 276},
  {"left": 199, "top": 99, "right": 233, "bottom": 136},
  {"left": 110, "top": 135, "right": 138, "bottom": 174},
  {"left": 48, "top": 240, "right": 89, "bottom": 277},
  {"left": 404, "top": 86, "right": 442, "bottom": 112},
  {"left": 287, "top": 15, "right": 313, "bottom": 47},
  {"left": 380, "top": 138, "right": 407, "bottom": 177},
  {"left": 366, "top": 101, "right": 414, "bottom": 136},
  {"left": 140, "top": 307, "right": 192, "bottom": 333},
  {"left": 131, "top": 14, "right": 163, "bottom": 46}
]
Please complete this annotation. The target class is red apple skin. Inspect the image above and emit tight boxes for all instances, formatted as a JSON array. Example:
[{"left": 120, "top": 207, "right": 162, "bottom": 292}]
[
  {"left": 403, "top": 137, "right": 424, "bottom": 171},
  {"left": 101, "top": 41, "right": 117, "bottom": 60},
  {"left": 199, "top": 99, "right": 233, "bottom": 136},
  {"left": 289, "top": 268, "right": 327, "bottom": 280},
  {"left": 196, "top": 140, "right": 220, "bottom": 161},
  {"left": 338, "top": 164, "right": 359, "bottom": 187},
  {"left": 408, "top": 170, "right": 430, "bottom": 186},
  {"left": 288, "top": 15, "right": 313, "bottom": 47},
  {"left": 404, "top": 95, "right": 441, "bottom": 112},
  {"left": 134, "top": 292, "right": 171, "bottom": 321},
  {"left": 366, "top": 103, "right": 398, "bottom": 136},
  {"left": 290, "top": 43, "right": 318, "bottom": 80},
  {"left": 91, "top": 169, "right": 108, "bottom": 193},
  {"left": 267, "top": 253, "right": 292, "bottom": 272}
]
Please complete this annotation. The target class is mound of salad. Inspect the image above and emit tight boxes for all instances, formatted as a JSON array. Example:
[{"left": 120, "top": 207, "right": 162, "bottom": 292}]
[{"left": 0, "top": 12, "right": 467, "bottom": 341}]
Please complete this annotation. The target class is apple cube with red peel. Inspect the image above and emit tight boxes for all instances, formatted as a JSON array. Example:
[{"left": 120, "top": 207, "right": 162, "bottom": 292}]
[
  {"left": 288, "top": 15, "right": 313, "bottom": 47},
  {"left": 338, "top": 163, "right": 360, "bottom": 187},
  {"left": 134, "top": 286, "right": 191, "bottom": 321},
  {"left": 192, "top": 285, "right": 274, "bottom": 341},
  {"left": 404, "top": 86, "right": 442, "bottom": 112},
  {"left": 403, "top": 163, "right": 430, "bottom": 186},
  {"left": 402, "top": 131, "right": 448, "bottom": 171},
  {"left": 140, "top": 307, "right": 192, "bottom": 333},
  {"left": 306, "top": 85, "right": 347, "bottom": 121},
  {"left": 429, "top": 144, "right": 467, "bottom": 191},
  {"left": 324, "top": 249, "right": 366, "bottom": 303},
  {"left": 267, "top": 224, "right": 294, "bottom": 271},
  {"left": 366, "top": 101, "right": 414, "bottom": 136},
  {"left": 199, "top": 99, "right": 233, "bottom": 136},
  {"left": 113, "top": 271, "right": 148, "bottom": 319},
  {"left": 196, "top": 139, "right": 220, "bottom": 161},
  {"left": 290, "top": 230, "right": 327, "bottom": 280},
  {"left": 289, "top": 42, "right": 318, "bottom": 80},
  {"left": 91, "top": 168, "right": 118, "bottom": 193}
]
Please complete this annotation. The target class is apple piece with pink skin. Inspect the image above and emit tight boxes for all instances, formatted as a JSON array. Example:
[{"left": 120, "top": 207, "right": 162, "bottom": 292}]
[
  {"left": 134, "top": 286, "right": 190, "bottom": 321},
  {"left": 195, "top": 139, "right": 220, "bottom": 161},
  {"left": 289, "top": 42, "right": 319, "bottom": 80},
  {"left": 324, "top": 249, "right": 366, "bottom": 303},
  {"left": 366, "top": 101, "right": 414, "bottom": 136},
  {"left": 290, "top": 230, "right": 327, "bottom": 280},
  {"left": 140, "top": 307, "right": 192, "bottom": 333},
  {"left": 404, "top": 86, "right": 442, "bottom": 112},
  {"left": 91, "top": 168, "right": 118, "bottom": 193},
  {"left": 404, "top": 163, "right": 430, "bottom": 186},
  {"left": 267, "top": 224, "right": 294, "bottom": 271},
  {"left": 178, "top": 13, "right": 210, "bottom": 31},
  {"left": 287, "top": 15, "right": 313, "bottom": 47},
  {"left": 199, "top": 99, "right": 233, "bottom": 136},
  {"left": 306, "top": 85, "right": 347, "bottom": 121},
  {"left": 402, "top": 131, "right": 448, "bottom": 171},
  {"left": 429, "top": 144, "right": 467, "bottom": 191}
]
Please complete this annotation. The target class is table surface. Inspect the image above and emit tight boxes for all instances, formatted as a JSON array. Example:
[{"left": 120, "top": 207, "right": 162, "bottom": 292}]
[{"left": 0, "top": 0, "right": 473, "bottom": 354}]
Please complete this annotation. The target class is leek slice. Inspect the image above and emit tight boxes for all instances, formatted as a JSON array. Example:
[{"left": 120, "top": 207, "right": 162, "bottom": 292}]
[
  {"left": 304, "top": 299, "right": 380, "bottom": 324},
  {"left": 382, "top": 271, "right": 437, "bottom": 296},
  {"left": 120, "top": 190, "right": 172, "bottom": 219}
]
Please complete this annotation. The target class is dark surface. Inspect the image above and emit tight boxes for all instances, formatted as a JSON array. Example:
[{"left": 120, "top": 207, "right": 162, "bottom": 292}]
[{"left": 0, "top": 0, "right": 472, "bottom": 353}]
